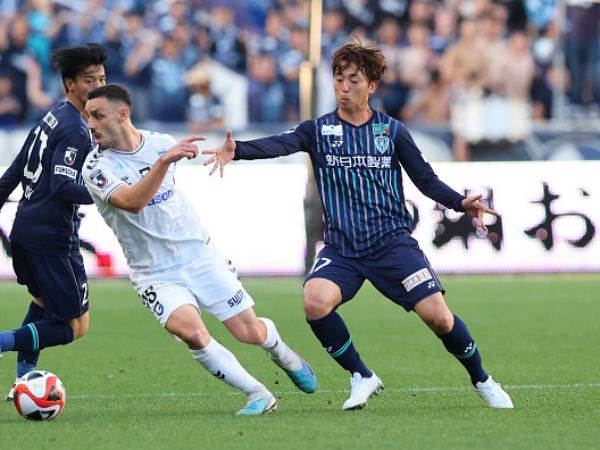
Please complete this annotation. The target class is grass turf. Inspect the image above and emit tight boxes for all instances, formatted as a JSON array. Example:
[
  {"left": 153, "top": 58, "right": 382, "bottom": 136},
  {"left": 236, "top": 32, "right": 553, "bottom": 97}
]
[{"left": 0, "top": 275, "right": 599, "bottom": 450}]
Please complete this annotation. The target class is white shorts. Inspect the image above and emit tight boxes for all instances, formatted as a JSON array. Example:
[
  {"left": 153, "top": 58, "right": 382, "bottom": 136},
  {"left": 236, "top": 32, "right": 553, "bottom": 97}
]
[{"left": 131, "top": 241, "right": 254, "bottom": 326}]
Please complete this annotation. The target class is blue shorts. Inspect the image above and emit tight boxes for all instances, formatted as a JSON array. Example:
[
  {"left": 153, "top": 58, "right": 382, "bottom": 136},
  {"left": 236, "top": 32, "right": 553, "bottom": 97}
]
[
  {"left": 305, "top": 236, "right": 444, "bottom": 311},
  {"left": 11, "top": 241, "right": 89, "bottom": 321}
]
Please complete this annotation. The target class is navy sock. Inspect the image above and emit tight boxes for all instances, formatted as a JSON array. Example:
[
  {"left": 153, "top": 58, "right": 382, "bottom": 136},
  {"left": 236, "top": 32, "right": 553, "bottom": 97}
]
[
  {"left": 307, "top": 310, "right": 372, "bottom": 378},
  {"left": 11, "top": 320, "right": 74, "bottom": 353},
  {"left": 0, "top": 331, "right": 15, "bottom": 353},
  {"left": 17, "top": 302, "right": 45, "bottom": 378},
  {"left": 438, "top": 315, "right": 488, "bottom": 385}
]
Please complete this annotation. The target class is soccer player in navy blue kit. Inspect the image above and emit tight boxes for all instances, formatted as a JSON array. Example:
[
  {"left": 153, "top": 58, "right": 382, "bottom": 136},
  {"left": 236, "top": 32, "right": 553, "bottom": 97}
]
[
  {"left": 203, "top": 42, "right": 513, "bottom": 410},
  {"left": 0, "top": 44, "right": 107, "bottom": 399}
]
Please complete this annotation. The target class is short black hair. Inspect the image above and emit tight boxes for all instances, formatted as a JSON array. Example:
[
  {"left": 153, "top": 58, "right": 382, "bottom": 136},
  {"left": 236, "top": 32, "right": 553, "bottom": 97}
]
[
  {"left": 87, "top": 84, "right": 132, "bottom": 109},
  {"left": 51, "top": 43, "right": 107, "bottom": 88}
]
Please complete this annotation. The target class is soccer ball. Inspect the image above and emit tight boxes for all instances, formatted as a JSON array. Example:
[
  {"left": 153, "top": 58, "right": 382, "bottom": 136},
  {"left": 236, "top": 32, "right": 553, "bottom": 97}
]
[{"left": 13, "top": 371, "right": 66, "bottom": 421}]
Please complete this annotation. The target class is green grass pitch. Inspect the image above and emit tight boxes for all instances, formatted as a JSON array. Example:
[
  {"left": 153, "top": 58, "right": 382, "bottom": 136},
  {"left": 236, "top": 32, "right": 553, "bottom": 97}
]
[{"left": 0, "top": 275, "right": 599, "bottom": 450}]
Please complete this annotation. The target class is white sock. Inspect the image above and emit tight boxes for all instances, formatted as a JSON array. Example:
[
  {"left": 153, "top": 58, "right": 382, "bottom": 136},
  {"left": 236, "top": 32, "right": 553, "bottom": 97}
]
[
  {"left": 190, "top": 338, "right": 265, "bottom": 395},
  {"left": 259, "top": 317, "right": 302, "bottom": 371}
]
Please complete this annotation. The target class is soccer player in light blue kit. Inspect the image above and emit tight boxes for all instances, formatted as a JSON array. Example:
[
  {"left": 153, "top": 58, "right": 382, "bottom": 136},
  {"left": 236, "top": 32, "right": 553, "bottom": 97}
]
[{"left": 203, "top": 42, "right": 513, "bottom": 410}]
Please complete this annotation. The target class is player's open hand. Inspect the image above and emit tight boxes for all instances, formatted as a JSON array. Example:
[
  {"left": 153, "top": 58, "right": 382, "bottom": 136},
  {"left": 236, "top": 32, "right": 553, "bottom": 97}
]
[
  {"left": 461, "top": 194, "right": 498, "bottom": 234},
  {"left": 201, "top": 130, "right": 236, "bottom": 177},
  {"left": 160, "top": 136, "right": 205, "bottom": 164}
]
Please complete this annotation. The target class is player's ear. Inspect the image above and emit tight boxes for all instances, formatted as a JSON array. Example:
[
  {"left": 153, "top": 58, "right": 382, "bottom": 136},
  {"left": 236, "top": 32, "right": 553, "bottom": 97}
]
[
  {"left": 368, "top": 81, "right": 379, "bottom": 94},
  {"left": 64, "top": 77, "right": 75, "bottom": 94},
  {"left": 119, "top": 105, "right": 129, "bottom": 121}
]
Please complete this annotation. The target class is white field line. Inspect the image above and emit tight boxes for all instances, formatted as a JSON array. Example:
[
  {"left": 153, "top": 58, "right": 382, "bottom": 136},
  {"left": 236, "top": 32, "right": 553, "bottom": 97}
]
[{"left": 69, "top": 383, "right": 600, "bottom": 401}]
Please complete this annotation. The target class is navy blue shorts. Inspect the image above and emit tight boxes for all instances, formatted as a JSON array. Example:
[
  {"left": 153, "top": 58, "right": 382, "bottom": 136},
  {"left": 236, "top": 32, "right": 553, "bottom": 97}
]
[
  {"left": 11, "top": 241, "right": 89, "bottom": 321},
  {"left": 305, "top": 236, "right": 444, "bottom": 311}
]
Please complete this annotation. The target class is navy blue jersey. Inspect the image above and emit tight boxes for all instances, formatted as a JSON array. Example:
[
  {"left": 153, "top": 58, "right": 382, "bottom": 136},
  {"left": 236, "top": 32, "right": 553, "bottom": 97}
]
[
  {"left": 0, "top": 101, "right": 94, "bottom": 255},
  {"left": 235, "top": 109, "right": 466, "bottom": 257}
]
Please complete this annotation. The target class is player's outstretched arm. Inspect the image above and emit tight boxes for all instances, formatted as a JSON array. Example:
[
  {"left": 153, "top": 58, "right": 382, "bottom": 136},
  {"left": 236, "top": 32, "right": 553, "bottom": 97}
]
[
  {"left": 202, "top": 124, "right": 313, "bottom": 177},
  {"left": 109, "top": 136, "right": 203, "bottom": 213},
  {"left": 461, "top": 194, "right": 498, "bottom": 234}
]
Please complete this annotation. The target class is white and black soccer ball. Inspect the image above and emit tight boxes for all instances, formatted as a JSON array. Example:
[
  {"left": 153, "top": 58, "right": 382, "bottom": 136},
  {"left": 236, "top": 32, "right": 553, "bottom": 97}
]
[{"left": 13, "top": 371, "right": 66, "bottom": 421}]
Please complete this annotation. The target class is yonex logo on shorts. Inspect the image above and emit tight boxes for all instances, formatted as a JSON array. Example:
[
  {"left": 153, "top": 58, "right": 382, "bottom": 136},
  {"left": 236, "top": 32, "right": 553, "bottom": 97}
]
[{"left": 402, "top": 268, "right": 433, "bottom": 292}]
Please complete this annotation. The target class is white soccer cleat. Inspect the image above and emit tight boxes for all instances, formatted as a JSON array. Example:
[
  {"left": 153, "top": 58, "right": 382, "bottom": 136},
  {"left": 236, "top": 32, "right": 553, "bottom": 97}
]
[
  {"left": 236, "top": 390, "right": 277, "bottom": 416},
  {"left": 475, "top": 376, "right": 514, "bottom": 409},
  {"left": 6, "top": 384, "right": 15, "bottom": 402},
  {"left": 6, "top": 377, "right": 19, "bottom": 401},
  {"left": 342, "top": 372, "right": 384, "bottom": 410}
]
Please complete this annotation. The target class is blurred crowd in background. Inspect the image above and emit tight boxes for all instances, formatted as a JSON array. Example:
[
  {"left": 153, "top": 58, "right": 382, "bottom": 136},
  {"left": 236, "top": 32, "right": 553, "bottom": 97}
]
[{"left": 0, "top": 0, "right": 599, "bottom": 158}]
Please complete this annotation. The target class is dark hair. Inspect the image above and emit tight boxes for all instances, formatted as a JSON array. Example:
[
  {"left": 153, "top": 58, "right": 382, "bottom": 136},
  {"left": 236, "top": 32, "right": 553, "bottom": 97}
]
[
  {"left": 331, "top": 40, "right": 386, "bottom": 84},
  {"left": 51, "top": 43, "right": 107, "bottom": 88},
  {"left": 87, "top": 84, "right": 132, "bottom": 109}
]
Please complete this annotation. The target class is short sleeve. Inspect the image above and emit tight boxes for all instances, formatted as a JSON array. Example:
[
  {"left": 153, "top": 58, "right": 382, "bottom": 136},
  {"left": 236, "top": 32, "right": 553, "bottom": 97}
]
[
  {"left": 82, "top": 155, "right": 125, "bottom": 203},
  {"left": 50, "top": 131, "right": 90, "bottom": 184}
]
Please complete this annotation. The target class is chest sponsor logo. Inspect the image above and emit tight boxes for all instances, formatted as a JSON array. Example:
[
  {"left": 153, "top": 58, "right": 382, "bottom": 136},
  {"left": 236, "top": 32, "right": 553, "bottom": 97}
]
[
  {"left": 147, "top": 188, "right": 175, "bottom": 206},
  {"left": 373, "top": 123, "right": 390, "bottom": 135},
  {"left": 373, "top": 123, "right": 391, "bottom": 154},
  {"left": 90, "top": 169, "right": 110, "bottom": 188},
  {"left": 42, "top": 111, "right": 58, "bottom": 129},
  {"left": 64, "top": 147, "right": 78, "bottom": 166},
  {"left": 54, "top": 165, "right": 78, "bottom": 180},
  {"left": 402, "top": 268, "right": 433, "bottom": 292},
  {"left": 321, "top": 124, "right": 343, "bottom": 136},
  {"left": 325, "top": 155, "right": 392, "bottom": 169}
]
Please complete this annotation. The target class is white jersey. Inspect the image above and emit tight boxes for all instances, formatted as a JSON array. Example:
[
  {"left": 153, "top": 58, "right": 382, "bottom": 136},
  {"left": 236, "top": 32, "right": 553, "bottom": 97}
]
[{"left": 82, "top": 130, "right": 209, "bottom": 277}]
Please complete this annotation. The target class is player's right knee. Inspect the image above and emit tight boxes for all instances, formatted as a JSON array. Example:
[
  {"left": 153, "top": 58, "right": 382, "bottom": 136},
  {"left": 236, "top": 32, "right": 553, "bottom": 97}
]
[{"left": 177, "top": 328, "right": 211, "bottom": 350}]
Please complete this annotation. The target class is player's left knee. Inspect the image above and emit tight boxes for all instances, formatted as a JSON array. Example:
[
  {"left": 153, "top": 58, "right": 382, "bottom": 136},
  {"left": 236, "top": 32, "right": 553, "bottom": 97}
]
[
  {"left": 69, "top": 316, "right": 89, "bottom": 340},
  {"left": 431, "top": 313, "right": 454, "bottom": 334}
]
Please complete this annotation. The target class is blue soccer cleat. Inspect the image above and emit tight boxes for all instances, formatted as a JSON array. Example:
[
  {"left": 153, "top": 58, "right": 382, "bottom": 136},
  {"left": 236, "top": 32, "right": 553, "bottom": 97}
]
[
  {"left": 283, "top": 358, "right": 318, "bottom": 394},
  {"left": 236, "top": 391, "right": 277, "bottom": 416}
]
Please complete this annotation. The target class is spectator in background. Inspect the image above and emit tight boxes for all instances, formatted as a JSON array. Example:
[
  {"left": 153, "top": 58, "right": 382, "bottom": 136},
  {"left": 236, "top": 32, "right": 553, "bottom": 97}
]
[
  {"left": 499, "top": 30, "right": 534, "bottom": 100},
  {"left": 0, "top": 14, "right": 52, "bottom": 122},
  {"left": 0, "top": 72, "right": 22, "bottom": 127},
  {"left": 54, "top": 0, "right": 109, "bottom": 48},
  {"left": 402, "top": 68, "right": 451, "bottom": 124},
  {"left": 372, "top": 18, "right": 407, "bottom": 118},
  {"left": 338, "top": 0, "right": 377, "bottom": 32},
  {"left": 172, "top": 21, "right": 200, "bottom": 68},
  {"left": 565, "top": 2, "right": 600, "bottom": 107},
  {"left": 120, "top": 9, "right": 158, "bottom": 122},
  {"left": 441, "top": 18, "right": 489, "bottom": 161},
  {"left": 477, "top": 9, "right": 507, "bottom": 94},
  {"left": 247, "top": 52, "right": 285, "bottom": 123},
  {"left": 399, "top": 21, "right": 433, "bottom": 92},
  {"left": 186, "top": 64, "right": 224, "bottom": 132},
  {"left": 157, "top": 0, "right": 189, "bottom": 34},
  {"left": 208, "top": 6, "right": 246, "bottom": 73},
  {"left": 322, "top": 9, "right": 347, "bottom": 61},
  {"left": 441, "top": 18, "right": 488, "bottom": 92},
  {"left": 149, "top": 35, "right": 189, "bottom": 123},
  {"left": 430, "top": 7, "right": 457, "bottom": 55},
  {"left": 251, "top": 11, "right": 288, "bottom": 58},
  {"left": 407, "top": 0, "right": 435, "bottom": 28},
  {"left": 279, "top": 26, "right": 308, "bottom": 122}
]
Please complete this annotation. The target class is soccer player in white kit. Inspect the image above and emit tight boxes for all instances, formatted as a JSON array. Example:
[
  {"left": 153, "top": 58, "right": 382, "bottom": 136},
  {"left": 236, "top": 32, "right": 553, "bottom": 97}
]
[{"left": 81, "top": 84, "right": 317, "bottom": 415}]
